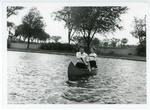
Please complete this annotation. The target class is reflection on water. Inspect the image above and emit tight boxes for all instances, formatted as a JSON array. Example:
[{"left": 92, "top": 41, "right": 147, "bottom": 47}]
[{"left": 7, "top": 51, "right": 146, "bottom": 104}]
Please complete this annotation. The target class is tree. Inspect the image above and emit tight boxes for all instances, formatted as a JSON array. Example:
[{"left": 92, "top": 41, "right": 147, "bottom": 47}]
[
  {"left": 7, "top": 6, "right": 24, "bottom": 18},
  {"left": 47, "top": 35, "right": 51, "bottom": 43},
  {"left": 121, "top": 38, "right": 128, "bottom": 46},
  {"left": 37, "top": 31, "right": 50, "bottom": 43},
  {"left": 15, "top": 24, "right": 50, "bottom": 43},
  {"left": 103, "top": 38, "right": 110, "bottom": 47},
  {"left": 131, "top": 16, "right": 146, "bottom": 56},
  {"left": 21, "top": 7, "right": 45, "bottom": 48},
  {"left": 110, "top": 38, "right": 120, "bottom": 47},
  {"left": 15, "top": 24, "right": 28, "bottom": 41},
  {"left": 131, "top": 16, "right": 146, "bottom": 44},
  {"left": 7, "top": 6, "right": 24, "bottom": 42},
  {"left": 51, "top": 36, "right": 61, "bottom": 43},
  {"left": 72, "top": 36, "right": 85, "bottom": 45},
  {"left": 52, "top": 7, "right": 76, "bottom": 44},
  {"left": 62, "top": 7, "right": 128, "bottom": 51},
  {"left": 90, "top": 38, "right": 101, "bottom": 47},
  {"left": 136, "top": 38, "right": 146, "bottom": 56},
  {"left": 7, "top": 21, "right": 15, "bottom": 39}
]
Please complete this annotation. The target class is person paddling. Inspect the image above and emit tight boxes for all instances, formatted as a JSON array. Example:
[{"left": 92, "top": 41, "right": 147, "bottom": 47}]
[
  {"left": 88, "top": 47, "right": 98, "bottom": 69},
  {"left": 76, "top": 46, "right": 88, "bottom": 69}
]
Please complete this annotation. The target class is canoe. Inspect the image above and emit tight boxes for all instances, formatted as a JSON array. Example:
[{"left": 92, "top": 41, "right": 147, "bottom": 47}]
[{"left": 68, "top": 62, "right": 98, "bottom": 79}]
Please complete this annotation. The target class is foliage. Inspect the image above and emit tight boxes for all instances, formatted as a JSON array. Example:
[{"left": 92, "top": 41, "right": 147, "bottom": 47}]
[
  {"left": 136, "top": 39, "right": 146, "bottom": 56},
  {"left": 7, "top": 22, "right": 15, "bottom": 38},
  {"left": 39, "top": 31, "right": 50, "bottom": 41},
  {"left": 52, "top": 7, "right": 76, "bottom": 44},
  {"left": 110, "top": 38, "right": 120, "bottom": 47},
  {"left": 7, "top": 6, "right": 24, "bottom": 18},
  {"left": 72, "top": 36, "right": 101, "bottom": 47},
  {"left": 121, "top": 38, "right": 128, "bottom": 45},
  {"left": 102, "top": 38, "right": 110, "bottom": 47},
  {"left": 53, "top": 7, "right": 128, "bottom": 50},
  {"left": 90, "top": 38, "right": 101, "bottom": 47},
  {"left": 40, "top": 43, "right": 77, "bottom": 51},
  {"left": 15, "top": 24, "right": 27, "bottom": 40},
  {"left": 51, "top": 36, "right": 61, "bottom": 43},
  {"left": 67, "top": 7, "right": 128, "bottom": 51},
  {"left": 15, "top": 24, "right": 50, "bottom": 43},
  {"left": 32, "top": 29, "right": 50, "bottom": 42},
  {"left": 72, "top": 36, "right": 86, "bottom": 45},
  {"left": 7, "top": 21, "right": 16, "bottom": 39},
  {"left": 7, "top": 6, "right": 24, "bottom": 40},
  {"left": 131, "top": 16, "right": 146, "bottom": 44},
  {"left": 20, "top": 7, "right": 46, "bottom": 48},
  {"left": 7, "top": 21, "right": 15, "bottom": 28},
  {"left": 103, "top": 42, "right": 109, "bottom": 47}
]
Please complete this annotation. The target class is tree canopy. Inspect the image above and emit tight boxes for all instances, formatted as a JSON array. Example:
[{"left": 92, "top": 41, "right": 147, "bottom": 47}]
[
  {"left": 72, "top": 36, "right": 101, "bottom": 48},
  {"left": 131, "top": 16, "right": 146, "bottom": 44},
  {"left": 7, "top": 21, "right": 15, "bottom": 38},
  {"left": 7, "top": 6, "right": 24, "bottom": 18},
  {"left": 15, "top": 24, "right": 27, "bottom": 40},
  {"left": 7, "top": 6, "right": 24, "bottom": 40},
  {"left": 54, "top": 6, "right": 128, "bottom": 51},
  {"left": 110, "top": 38, "right": 120, "bottom": 47},
  {"left": 51, "top": 36, "right": 61, "bottom": 43},
  {"left": 121, "top": 38, "right": 128, "bottom": 45},
  {"left": 18, "top": 7, "right": 47, "bottom": 48}
]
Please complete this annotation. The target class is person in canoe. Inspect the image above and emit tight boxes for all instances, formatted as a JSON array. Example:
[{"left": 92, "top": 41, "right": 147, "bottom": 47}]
[
  {"left": 88, "top": 47, "right": 98, "bottom": 69},
  {"left": 76, "top": 46, "right": 88, "bottom": 69}
]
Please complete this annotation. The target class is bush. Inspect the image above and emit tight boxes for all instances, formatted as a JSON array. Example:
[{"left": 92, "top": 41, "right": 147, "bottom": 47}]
[
  {"left": 39, "top": 43, "right": 77, "bottom": 52},
  {"left": 128, "top": 53, "right": 132, "bottom": 55},
  {"left": 136, "top": 41, "right": 146, "bottom": 57}
]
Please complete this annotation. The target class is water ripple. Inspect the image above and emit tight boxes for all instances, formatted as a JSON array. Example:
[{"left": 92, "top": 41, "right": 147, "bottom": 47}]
[{"left": 7, "top": 51, "right": 146, "bottom": 104}]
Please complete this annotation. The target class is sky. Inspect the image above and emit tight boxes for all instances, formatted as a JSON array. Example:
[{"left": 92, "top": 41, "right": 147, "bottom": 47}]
[{"left": 6, "top": 2, "right": 148, "bottom": 45}]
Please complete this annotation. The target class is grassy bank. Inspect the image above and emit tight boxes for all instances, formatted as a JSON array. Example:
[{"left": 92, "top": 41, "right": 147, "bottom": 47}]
[{"left": 7, "top": 48, "right": 146, "bottom": 62}]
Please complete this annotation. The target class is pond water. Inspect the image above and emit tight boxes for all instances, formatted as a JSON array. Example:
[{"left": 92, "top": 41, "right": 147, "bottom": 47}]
[{"left": 7, "top": 51, "right": 146, "bottom": 104}]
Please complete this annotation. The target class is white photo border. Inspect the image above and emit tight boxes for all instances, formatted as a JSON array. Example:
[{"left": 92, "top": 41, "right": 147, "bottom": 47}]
[{"left": 1, "top": 0, "right": 150, "bottom": 110}]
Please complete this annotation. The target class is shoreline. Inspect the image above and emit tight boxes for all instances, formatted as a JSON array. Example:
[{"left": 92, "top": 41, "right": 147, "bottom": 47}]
[{"left": 7, "top": 48, "right": 146, "bottom": 62}]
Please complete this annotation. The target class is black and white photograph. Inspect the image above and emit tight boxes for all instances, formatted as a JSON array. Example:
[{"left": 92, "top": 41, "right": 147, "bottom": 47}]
[{"left": 1, "top": 0, "right": 148, "bottom": 107}]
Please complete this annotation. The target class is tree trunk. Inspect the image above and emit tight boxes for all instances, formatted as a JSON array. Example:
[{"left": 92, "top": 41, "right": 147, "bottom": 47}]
[
  {"left": 87, "top": 35, "right": 91, "bottom": 53},
  {"left": 27, "top": 37, "right": 30, "bottom": 49},
  {"left": 87, "top": 41, "right": 90, "bottom": 53},
  {"left": 19, "top": 36, "right": 21, "bottom": 41},
  {"left": 68, "top": 28, "right": 72, "bottom": 44},
  {"left": 139, "top": 37, "right": 142, "bottom": 44}
]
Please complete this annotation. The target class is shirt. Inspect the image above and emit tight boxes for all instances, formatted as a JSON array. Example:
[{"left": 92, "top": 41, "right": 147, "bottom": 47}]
[
  {"left": 89, "top": 53, "right": 97, "bottom": 61},
  {"left": 76, "top": 52, "right": 88, "bottom": 64}
]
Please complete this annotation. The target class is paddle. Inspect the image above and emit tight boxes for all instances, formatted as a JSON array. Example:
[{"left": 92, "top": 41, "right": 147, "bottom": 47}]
[
  {"left": 87, "top": 54, "right": 91, "bottom": 71},
  {"left": 87, "top": 59, "right": 91, "bottom": 71},
  {"left": 80, "top": 58, "right": 91, "bottom": 71}
]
